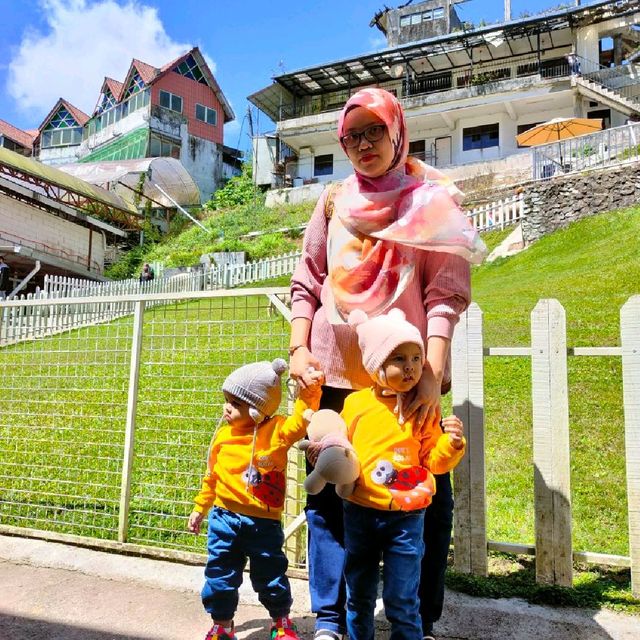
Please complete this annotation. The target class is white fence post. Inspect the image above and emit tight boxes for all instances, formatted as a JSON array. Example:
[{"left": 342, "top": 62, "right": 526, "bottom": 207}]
[
  {"left": 452, "top": 303, "right": 487, "bottom": 576},
  {"left": 531, "top": 299, "right": 573, "bottom": 586},
  {"left": 621, "top": 295, "right": 640, "bottom": 598},
  {"left": 118, "top": 300, "right": 145, "bottom": 543}
]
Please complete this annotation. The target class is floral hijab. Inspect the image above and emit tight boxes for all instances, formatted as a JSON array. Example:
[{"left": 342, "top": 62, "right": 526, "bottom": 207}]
[{"left": 324, "top": 88, "right": 486, "bottom": 324}]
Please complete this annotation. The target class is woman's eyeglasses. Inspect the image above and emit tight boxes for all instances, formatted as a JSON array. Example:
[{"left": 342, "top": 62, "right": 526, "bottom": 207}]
[{"left": 340, "top": 124, "right": 386, "bottom": 149}]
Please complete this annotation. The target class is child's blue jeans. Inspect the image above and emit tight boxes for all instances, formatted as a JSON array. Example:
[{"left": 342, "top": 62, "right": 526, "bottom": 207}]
[
  {"left": 343, "top": 501, "right": 426, "bottom": 640},
  {"left": 201, "top": 506, "right": 292, "bottom": 621}
]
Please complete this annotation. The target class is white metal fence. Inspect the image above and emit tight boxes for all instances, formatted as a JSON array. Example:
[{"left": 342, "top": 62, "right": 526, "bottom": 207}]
[
  {"left": 1, "top": 253, "right": 301, "bottom": 346},
  {"left": 0, "top": 289, "right": 638, "bottom": 596},
  {"left": 1, "top": 195, "right": 527, "bottom": 346},
  {"left": 531, "top": 121, "right": 640, "bottom": 180}
]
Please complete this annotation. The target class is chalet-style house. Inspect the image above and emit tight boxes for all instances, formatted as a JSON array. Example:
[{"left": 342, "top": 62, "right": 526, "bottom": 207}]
[
  {"left": 249, "top": 0, "right": 640, "bottom": 188},
  {"left": 0, "top": 119, "right": 37, "bottom": 157},
  {"left": 2, "top": 47, "right": 237, "bottom": 203}
]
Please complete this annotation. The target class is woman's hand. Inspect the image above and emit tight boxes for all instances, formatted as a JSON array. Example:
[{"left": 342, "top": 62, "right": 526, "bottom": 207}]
[
  {"left": 289, "top": 346, "right": 322, "bottom": 390},
  {"left": 402, "top": 366, "right": 441, "bottom": 429}
]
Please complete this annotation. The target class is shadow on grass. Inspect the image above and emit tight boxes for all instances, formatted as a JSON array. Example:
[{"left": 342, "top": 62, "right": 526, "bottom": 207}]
[{"left": 445, "top": 553, "right": 639, "bottom": 614}]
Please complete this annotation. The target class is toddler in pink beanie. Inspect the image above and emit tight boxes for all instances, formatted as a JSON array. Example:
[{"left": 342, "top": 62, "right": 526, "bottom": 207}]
[{"left": 339, "top": 308, "right": 465, "bottom": 640}]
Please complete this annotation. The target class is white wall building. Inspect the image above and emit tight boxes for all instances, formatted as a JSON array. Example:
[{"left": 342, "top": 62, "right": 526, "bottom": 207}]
[{"left": 250, "top": 0, "right": 640, "bottom": 189}]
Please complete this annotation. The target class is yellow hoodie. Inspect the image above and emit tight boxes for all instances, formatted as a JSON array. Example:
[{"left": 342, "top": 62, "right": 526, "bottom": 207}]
[
  {"left": 192, "top": 397, "right": 316, "bottom": 521},
  {"left": 342, "top": 387, "right": 465, "bottom": 512}
]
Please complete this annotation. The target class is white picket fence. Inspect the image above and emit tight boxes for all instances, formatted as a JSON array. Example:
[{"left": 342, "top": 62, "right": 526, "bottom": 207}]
[
  {"left": 465, "top": 193, "right": 525, "bottom": 232},
  {"left": 0, "top": 252, "right": 301, "bottom": 346}
]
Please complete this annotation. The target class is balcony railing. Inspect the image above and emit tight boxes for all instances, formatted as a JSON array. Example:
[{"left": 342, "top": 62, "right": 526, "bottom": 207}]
[
  {"left": 576, "top": 55, "right": 640, "bottom": 105},
  {"left": 279, "top": 54, "right": 570, "bottom": 121},
  {"left": 403, "top": 55, "right": 569, "bottom": 98}
]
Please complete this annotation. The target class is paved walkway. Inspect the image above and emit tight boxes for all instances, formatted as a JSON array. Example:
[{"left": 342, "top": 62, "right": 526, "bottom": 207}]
[{"left": 0, "top": 534, "right": 638, "bottom": 640}]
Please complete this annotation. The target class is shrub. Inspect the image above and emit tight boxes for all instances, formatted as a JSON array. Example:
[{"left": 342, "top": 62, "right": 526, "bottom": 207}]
[{"left": 205, "top": 163, "right": 262, "bottom": 211}]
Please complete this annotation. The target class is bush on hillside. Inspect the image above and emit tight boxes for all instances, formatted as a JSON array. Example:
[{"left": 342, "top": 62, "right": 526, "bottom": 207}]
[
  {"left": 205, "top": 163, "right": 263, "bottom": 211},
  {"left": 104, "top": 245, "right": 146, "bottom": 280}
]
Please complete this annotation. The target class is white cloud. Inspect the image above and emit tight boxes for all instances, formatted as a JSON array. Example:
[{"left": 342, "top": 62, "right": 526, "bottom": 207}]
[
  {"left": 369, "top": 35, "right": 388, "bottom": 51},
  {"left": 7, "top": 0, "right": 202, "bottom": 121}
]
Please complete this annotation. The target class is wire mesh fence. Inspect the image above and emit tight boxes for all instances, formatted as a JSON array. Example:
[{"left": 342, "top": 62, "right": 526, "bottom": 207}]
[{"left": 0, "top": 288, "right": 308, "bottom": 568}]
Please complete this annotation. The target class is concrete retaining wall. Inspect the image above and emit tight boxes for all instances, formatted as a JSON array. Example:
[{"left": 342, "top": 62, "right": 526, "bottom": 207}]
[{"left": 0, "top": 194, "right": 104, "bottom": 274}]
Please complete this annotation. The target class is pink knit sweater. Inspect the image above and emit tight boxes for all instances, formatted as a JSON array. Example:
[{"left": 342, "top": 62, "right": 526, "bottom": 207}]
[{"left": 291, "top": 190, "right": 471, "bottom": 390}]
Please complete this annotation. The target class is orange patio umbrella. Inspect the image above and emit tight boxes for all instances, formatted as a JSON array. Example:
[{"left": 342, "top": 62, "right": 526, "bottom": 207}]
[{"left": 516, "top": 116, "right": 603, "bottom": 147}]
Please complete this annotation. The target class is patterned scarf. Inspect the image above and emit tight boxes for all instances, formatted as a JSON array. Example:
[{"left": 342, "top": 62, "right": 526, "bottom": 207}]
[{"left": 324, "top": 88, "right": 486, "bottom": 324}]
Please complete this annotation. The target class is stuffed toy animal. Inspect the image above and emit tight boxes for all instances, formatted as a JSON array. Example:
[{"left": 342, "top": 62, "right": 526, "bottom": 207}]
[{"left": 298, "top": 408, "right": 360, "bottom": 498}]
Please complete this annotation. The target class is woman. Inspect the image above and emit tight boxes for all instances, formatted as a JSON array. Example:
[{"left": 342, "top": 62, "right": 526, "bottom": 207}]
[{"left": 289, "top": 87, "right": 485, "bottom": 640}]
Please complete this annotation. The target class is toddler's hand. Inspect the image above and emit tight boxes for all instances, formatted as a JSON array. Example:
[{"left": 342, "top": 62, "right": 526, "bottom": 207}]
[
  {"left": 188, "top": 510, "right": 204, "bottom": 534},
  {"left": 442, "top": 415, "right": 464, "bottom": 450},
  {"left": 298, "top": 367, "right": 325, "bottom": 404}
]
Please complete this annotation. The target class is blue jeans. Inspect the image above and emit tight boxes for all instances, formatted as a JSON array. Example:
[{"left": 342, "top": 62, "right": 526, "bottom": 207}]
[
  {"left": 343, "top": 502, "right": 425, "bottom": 640},
  {"left": 306, "top": 387, "right": 455, "bottom": 635},
  {"left": 201, "top": 507, "right": 292, "bottom": 620}
]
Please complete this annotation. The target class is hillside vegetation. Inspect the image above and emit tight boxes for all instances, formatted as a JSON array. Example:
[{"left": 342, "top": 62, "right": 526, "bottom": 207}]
[{"left": 106, "top": 168, "right": 315, "bottom": 279}]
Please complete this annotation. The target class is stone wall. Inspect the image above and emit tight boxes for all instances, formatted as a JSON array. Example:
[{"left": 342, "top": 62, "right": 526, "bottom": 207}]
[{"left": 521, "top": 161, "right": 640, "bottom": 244}]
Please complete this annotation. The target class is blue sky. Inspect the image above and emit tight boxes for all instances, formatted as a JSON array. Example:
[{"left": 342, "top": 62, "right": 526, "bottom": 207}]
[{"left": 0, "top": 0, "right": 595, "bottom": 150}]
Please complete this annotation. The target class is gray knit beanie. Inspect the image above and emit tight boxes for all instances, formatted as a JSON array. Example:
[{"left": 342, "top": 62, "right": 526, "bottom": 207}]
[{"left": 222, "top": 358, "right": 288, "bottom": 422}]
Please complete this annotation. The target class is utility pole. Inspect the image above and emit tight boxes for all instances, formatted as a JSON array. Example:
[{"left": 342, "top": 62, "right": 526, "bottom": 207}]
[{"left": 504, "top": 0, "right": 511, "bottom": 22}]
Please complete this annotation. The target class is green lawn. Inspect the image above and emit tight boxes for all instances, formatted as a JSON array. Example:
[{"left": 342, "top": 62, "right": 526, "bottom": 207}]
[{"left": 470, "top": 206, "right": 640, "bottom": 557}]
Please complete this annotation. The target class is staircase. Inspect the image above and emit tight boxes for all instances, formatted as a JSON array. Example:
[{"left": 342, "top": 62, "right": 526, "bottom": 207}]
[{"left": 574, "top": 56, "right": 640, "bottom": 118}]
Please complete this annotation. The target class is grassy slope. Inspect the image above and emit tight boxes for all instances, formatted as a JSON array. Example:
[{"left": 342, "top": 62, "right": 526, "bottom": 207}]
[
  {"left": 3, "top": 201, "right": 639, "bottom": 610},
  {"left": 471, "top": 206, "right": 640, "bottom": 558},
  {"left": 143, "top": 200, "right": 315, "bottom": 268}
]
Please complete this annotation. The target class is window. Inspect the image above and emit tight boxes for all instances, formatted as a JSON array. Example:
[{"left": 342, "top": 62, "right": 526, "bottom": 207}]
[
  {"left": 409, "top": 140, "right": 426, "bottom": 160},
  {"left": 401, "top": 8, "right": 441, "bottom": 27},
  {"left": 313, "top": 154, "right": 333, "bottom": 177},
  {"left": 149, "top": 133, "right": 181, "bottom": 159},
  {"left": 159, "top": 90, "right": 183, "bottom": 114},
  {"left": 587, "top": 108, "right": 611, "bottom": 129},
  {"left": 41, "top": 127, "right": 82, "bottom": 148},
  {"left": 516, "top": 122, "right": 541, "bottom": 147},
  {"left": 174, "top": 54, "right": 208, "bottom": 85},
  {"left": 96, "top": 89, "right": 116, "bottom": 115},
  {"left": 195, "top": 103, "right": 218, "bottom": 126},
  {"left": 123, "top": 70, "right": 145, "bottom": 99},
  {"left": 41, "top": 106, "right": 83, "bottom": 148},
  {"left": 462, "top": 123, "right": 499, "bottom": 151}
]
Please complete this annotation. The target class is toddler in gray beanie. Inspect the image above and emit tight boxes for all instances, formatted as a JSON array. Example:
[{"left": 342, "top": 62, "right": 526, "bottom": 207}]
[
  {"left": 189, "top": 357, "right": 324, "bottom": 640},
  {"left": 223, "top": 358, "right": 288, "bottom": 424}
]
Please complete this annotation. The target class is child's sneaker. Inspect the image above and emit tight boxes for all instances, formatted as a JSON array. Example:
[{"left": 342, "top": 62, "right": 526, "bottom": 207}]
[
  {"left": 270, "top": 616, "right": 300, "bottom": 639},
  {"left": 205, "top": 623, "right": 236, "bottom": 640}
]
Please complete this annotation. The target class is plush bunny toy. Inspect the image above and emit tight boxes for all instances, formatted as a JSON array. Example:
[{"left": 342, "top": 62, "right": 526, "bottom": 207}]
[{"left": 298, "top": 409, "right": 360, "bottom": 498}]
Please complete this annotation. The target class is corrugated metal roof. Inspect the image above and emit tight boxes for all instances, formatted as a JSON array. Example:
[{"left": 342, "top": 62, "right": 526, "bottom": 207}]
[
  {"left": 58, "top": 157, "right": 201, "bottom": 209},
  {"left": 0, "top": 146, "right": 141, "bottom": 229}
]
